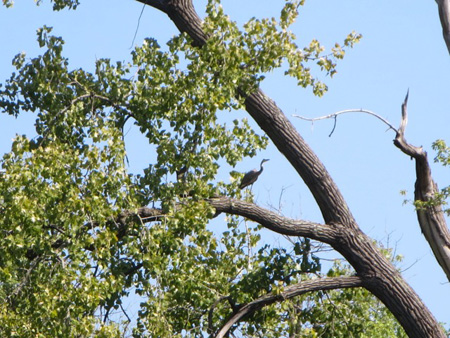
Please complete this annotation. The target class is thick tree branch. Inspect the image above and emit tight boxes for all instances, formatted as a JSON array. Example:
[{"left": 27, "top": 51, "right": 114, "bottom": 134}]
[
  {"left": 208, "top": 197, "right": 338, "bottom": 244},
  {"left": 394, "top": 93, "right": 450, "bottom": 282},
  {"left": 214, "top": 276, "right": 364, "bottom": 338},
  {"left": 436, "top": 0, "right": 450, "bottom": 54}
]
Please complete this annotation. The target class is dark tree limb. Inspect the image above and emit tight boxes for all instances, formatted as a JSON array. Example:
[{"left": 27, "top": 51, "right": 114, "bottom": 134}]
[
  {"left": 436, "top": 0, "right": 450, "bottom": 54},
  {"left": 214, "top": 276, "right": 364, "bottom": 338},
  {"left": 208, "top": 197, "right": 338, "bottom": 243},
  {"left": 394, "top": 93, "right": 450, "bottom": 282}
]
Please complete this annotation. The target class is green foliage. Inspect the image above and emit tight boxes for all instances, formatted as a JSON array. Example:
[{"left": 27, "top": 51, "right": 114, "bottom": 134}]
[
  {"left": 202, "top": 0, "right": 362, "bottom": 97},
  {"left": 0, "top": 1, "right": 375, "bottom": 337}
]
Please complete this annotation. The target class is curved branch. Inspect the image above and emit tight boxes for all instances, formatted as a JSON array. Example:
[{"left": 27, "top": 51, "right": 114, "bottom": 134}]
[
  {"left": 293, "top": 109, "right": 399, "bottom": 134},
  {"left": 208, "top": 197, "right": 338, "bottom": 244},
  {"left": 393, "top": 93, "right": 450, "bottom": 282},
  {"left": 214, "top": 276, "right": 364, "bottom": 338}
]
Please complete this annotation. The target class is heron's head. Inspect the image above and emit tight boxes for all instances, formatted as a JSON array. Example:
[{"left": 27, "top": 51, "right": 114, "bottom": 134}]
[{"left": 261, "top": 159, "right": 270, "bottom": 165}]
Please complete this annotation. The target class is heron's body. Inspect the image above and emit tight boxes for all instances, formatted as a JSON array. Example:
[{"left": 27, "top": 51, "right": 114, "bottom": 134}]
[{"left": 239, "top": 159, "right": 269, "bottom": 189}]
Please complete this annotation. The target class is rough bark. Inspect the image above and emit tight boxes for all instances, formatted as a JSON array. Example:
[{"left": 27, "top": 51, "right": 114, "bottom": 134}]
[
  {"left": 136, "top": 0, "right": 445, "bottom": 336},
  {"left": 394, "top": 93, "right": 450, "bottom": 282},
  {"left": 436, "top": 0, "right": 450, "bottom": 54}
]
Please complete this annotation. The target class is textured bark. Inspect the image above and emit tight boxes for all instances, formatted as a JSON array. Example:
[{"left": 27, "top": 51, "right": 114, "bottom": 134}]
[
  {"left": 394, "top": 93, "right": 450, "bottom": 282},
  {"left": 136, "top": 0, "right": 445, "bottom": 336},
  {"left": 208, "top": 197, "right": 338, "bottom": 243},
  {"left": 436, "top": 0, "right": 450, "bottom": 54}
]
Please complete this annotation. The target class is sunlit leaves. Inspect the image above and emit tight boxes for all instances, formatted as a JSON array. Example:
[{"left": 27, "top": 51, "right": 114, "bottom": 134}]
[
  {"left": 0, "top": 134, "right": 133, "bottom": 336},
  {"left": 202, "top": 0, "right": 361, "bottom": 97}
]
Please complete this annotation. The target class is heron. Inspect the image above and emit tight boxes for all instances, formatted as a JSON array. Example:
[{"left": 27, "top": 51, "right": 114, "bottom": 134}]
[{"left": 239, "top": 159, "right": 270, "bottom": 190}]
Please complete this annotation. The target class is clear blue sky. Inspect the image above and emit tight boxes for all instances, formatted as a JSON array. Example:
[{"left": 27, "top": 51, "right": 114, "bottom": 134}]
[{"left": 1, "top": 0, "right": 449, "bottom": 327}]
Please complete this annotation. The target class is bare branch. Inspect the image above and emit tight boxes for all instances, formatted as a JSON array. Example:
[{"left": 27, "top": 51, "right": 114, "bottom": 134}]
[
  {"left": 214, "top": 276, "right": 363, "bottom": 338},
  {"left": 293, "top": 109, "right": 398, "bottom": 135},
  {"left": 208, "top": 296, "right": 232, "bottom": 335}
]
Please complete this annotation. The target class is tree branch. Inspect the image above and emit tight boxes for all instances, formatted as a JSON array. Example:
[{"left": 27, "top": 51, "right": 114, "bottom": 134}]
[
  {"left": 208, "top": 197, "right": 338, "bottom": 244},
  {"left": 393, "top": 93, "right": 450, "bottom": 282},
  {"left": 214, "top": 276, "right": 364, "bottom": 338}
]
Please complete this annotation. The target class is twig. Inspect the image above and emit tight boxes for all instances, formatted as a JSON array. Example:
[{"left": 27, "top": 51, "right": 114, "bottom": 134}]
[{"left": 130, "top": 4, "right": 146, "bottom": 49}]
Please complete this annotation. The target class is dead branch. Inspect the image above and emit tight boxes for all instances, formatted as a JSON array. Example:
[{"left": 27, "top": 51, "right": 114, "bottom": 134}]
[{"left": 293, "top": 109, "right": 398, "bottom": 136}]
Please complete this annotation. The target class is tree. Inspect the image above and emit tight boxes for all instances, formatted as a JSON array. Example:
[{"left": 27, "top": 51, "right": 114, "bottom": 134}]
[{"left": 0, "top": 0, "right": 448, "bottom": 337}]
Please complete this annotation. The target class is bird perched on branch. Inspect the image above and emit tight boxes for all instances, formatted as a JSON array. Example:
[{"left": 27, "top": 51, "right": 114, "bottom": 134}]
[{"left": 239, "top": 159, "right": 270, "bottom": 190}]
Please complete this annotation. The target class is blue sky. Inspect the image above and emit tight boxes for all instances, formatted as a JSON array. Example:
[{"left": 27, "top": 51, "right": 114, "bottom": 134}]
[{"left": 1, "top": 0, "right": 449, "bottom": 327}]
